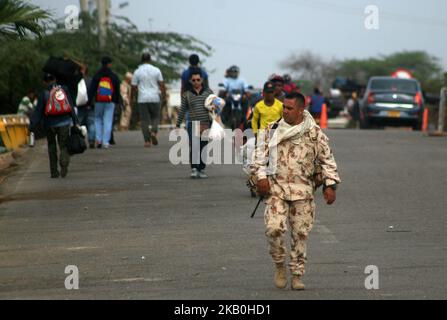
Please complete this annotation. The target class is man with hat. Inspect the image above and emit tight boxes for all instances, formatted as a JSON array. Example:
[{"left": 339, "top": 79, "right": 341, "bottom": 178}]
[{"left": 251, "top": 81, "right": 283, "bottom": 137}]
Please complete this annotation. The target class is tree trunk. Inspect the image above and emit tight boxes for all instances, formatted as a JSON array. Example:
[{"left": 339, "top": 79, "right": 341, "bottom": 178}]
[{"left": 79, "top": 0, "right": 88, "bottom": 12}]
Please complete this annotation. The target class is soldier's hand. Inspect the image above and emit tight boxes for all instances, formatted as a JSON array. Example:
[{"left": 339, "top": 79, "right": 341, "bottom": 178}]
[
  {"left": 324, "top": 188, "right": 336, "bottom": 205},
  {"left": 257, "top": 178, "right": 270, "bottom": 197}
]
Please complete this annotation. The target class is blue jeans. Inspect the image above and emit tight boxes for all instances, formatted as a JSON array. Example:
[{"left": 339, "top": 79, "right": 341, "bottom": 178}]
[
  {"left": 77, "top": 106, "right": 95, "bottom": 143},
  {"left": 95, "top": 102, "right": 115, "bottom": 146}
]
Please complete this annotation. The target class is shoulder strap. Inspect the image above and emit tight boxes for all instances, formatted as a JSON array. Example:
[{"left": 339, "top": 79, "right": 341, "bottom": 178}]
[
  {"left": 267, "top": 118, "right": 281, "bottom": 141},
  {"left": 271, "top": 119, "right": 281, "bottom": 130}
]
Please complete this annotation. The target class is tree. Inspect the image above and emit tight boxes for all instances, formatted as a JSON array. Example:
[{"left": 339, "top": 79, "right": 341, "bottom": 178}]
[
  {"left": 280, "top": 50, "right": 337, "bottom": 90},
  {"left": 0, "top": 11, "right": 212, "bottom": 113},
  {"left": 0, "top": 0, "right": 50, "bottom": 40},
  {"left": 281, "top": 50, "right": 445, "bottom": 94},
  {"left": 336, "top": 51, "right": 444, "bottom": 93}
]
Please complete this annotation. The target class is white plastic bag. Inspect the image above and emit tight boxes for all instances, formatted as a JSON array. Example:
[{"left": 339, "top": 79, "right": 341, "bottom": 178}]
[
  {"left": 208, "top": 119, "right": 225, "bottom": 141},
  {"left": 76, "top": 79, "right": 88, "bottom": 107}
]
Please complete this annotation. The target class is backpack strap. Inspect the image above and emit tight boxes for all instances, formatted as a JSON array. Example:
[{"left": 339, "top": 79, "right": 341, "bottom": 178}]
[
  {"left": 267, "top": 118, "right": 281, "bottom": 140},
  {"left": 271, "top": 119, "right": 281, "bottom": 130}
]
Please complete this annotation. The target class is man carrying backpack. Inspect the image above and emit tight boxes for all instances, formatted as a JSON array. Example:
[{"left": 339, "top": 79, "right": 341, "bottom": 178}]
[
  {"left": 254, "top": 92, "right": 341, "bottom": 290},
  {"left": 76, "top": 65, "right": 95, "bottom": 148},
  {"left": 88, "top": 56, "right": 121, "bottom": 149},
  {"left": 30, "top": 73, "right": 77, "bottom": 178}
]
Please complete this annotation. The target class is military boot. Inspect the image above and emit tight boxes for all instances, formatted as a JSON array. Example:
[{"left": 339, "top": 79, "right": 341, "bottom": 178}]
[
  {"left": 291, "top": 275, "right": 305, "bottom": 290},
  {"left": 274, "top": 263, "right": 287, "bottom": 289}
]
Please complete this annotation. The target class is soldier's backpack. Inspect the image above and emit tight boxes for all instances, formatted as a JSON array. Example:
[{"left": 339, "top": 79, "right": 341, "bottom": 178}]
[
  {"left": 96, "top": 76, "right": 114, "bottom": 102},
  {"left": 44, "top": 86, "right": 73, "bottom": 116}
]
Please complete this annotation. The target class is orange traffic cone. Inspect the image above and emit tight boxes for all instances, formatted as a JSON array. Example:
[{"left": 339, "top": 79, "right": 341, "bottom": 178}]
[
  {"left": 422, "top": 108, "right": 429, "bottom": 132},
  {"left": 320, "top": 103, "right": 328, "bottom": 129}
]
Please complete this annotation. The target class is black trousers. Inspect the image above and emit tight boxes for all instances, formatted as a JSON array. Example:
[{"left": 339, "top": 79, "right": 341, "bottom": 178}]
[
  {"left": 46, "top": 126, "right": 70, "bottom": 174},
  {"left": 188, "top": 121, "right": 208, "bottom": 171}
]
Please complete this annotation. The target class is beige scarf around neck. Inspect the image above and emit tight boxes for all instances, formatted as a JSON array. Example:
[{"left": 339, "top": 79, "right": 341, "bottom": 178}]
[{"left": 265, "top": 110, "right": 317, "bottom": 175}]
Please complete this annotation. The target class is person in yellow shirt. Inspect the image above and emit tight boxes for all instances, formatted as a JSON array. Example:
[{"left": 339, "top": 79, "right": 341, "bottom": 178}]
[{"left": 252, "top": 81, "right": 283, "bottom": 135}]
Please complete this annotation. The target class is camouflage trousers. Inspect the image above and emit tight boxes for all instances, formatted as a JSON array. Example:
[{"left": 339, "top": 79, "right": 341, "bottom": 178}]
[
  {"left": 264, "top": 196, "right": 316, "bottom": 276},
  {"left": 119, "top": 103, "right": 132, "bottom": 130}
]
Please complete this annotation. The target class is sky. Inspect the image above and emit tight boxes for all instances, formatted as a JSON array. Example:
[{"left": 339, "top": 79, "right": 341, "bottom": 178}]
[{"left": 32, "top": 0, "right": 447, "bottom": 88}]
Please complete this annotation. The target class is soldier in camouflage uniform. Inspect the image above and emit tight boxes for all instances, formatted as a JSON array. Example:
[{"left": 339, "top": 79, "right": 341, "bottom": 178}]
[{"left": 254, "top": 91, "right": 341, "bottom": 290}]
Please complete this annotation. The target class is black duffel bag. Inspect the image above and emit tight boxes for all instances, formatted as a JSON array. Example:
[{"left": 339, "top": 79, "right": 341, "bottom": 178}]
[{"left": 68, "top": 125, "right": 87, "bottom": 155}]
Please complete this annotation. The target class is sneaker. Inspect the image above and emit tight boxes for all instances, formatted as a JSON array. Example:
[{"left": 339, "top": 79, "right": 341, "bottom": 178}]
[
  {"left": 151, "top": 133, "right": 158, "bottom": 146},
  {"left": 104, "top": 144, "right": 110, "bottom": 149},
  {"left": 61, "top": 167, "right": 68, "bottom": 178},
  {"left": 198, "top": 170, "right": 208, "bottom": 179},
  {"left": 89, "top": 142, "right": 95, "bottom": 149},
  {"left": 51, "top": 171, "right": 60, "bottom": 179},
  {"left": 190, "top": 168, "right": 199, "bottom": 179},
  {"left": 97, "top": 143, "right": 102, "bottom": 149},
  {"left": 144, "top": 141, "right": 152, "bottom": 148}
]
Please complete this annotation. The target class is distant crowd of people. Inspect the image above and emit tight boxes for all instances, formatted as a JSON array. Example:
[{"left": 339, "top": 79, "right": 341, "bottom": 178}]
[
  {"left": 23, "top": 52, "right": 346, "bottom": 180},
  {"left": 27, "top": 53, "right": 167, "bottom": 178}
]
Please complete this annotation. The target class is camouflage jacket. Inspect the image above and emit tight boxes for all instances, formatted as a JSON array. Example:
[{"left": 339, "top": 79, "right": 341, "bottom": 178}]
[{"left": 254, "top": 119, "right": 341, "bottom": 201}]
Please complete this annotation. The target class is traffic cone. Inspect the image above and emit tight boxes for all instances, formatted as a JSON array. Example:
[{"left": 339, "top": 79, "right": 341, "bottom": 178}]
[
  {"left": 422, "top": 108, "right": 429, "bottom": 132},
  {"left": 320, "top": 103, "right": 328, "bottom": 129}
]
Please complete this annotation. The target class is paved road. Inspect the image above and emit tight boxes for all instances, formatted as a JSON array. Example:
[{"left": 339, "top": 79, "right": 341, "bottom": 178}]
[{"left": 1, "top": 129, "right": 446, "bottom": 299}]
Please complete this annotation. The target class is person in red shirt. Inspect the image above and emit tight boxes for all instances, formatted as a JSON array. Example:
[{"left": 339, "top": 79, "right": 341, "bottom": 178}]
[{"left": 283, "top": 74, "right": 299, "bottom": 94}]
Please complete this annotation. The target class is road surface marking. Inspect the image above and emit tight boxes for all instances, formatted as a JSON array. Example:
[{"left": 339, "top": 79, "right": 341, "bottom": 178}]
[
  {"left": 111, "top": 277, "right": 166, "bottom": 283},
  {"left": 65, "top": 246, "right": 101, "bottom": 251}
]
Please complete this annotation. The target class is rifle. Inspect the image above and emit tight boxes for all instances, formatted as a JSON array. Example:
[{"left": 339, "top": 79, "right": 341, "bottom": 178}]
[{"left": 250, "top": 196, "right": 264, "bottom": 218}]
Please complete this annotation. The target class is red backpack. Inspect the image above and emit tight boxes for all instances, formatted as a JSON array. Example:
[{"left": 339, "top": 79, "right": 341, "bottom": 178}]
[
  {"left": 44, "top": 86, "right": 73, "bottom": 116},
  {"left": 96, "top": 76, "right": 114, "bottom": 102}
]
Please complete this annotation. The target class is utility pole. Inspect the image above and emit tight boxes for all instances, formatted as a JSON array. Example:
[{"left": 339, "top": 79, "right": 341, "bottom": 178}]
[
  {"left": 438, "top": 87, "right": 446, "bottom": 133},
  {"left": 79, "top": 0, "right": 88, "bottom": 12},
  {"left": 96, "top": 0, "right": 110, "bottom": 50}
]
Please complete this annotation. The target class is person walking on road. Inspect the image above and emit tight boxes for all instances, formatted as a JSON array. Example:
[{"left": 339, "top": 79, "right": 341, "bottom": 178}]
[
  {"left": 251, "top": 81, "right": 283, "bottom": 137},
  {"left": 176, "top": 70, "right": 213, "bottom": 179},
  {"left": 254, "top": 91, "right": 341, "bottom": 290},
  {"left": 309, "top": 87, "right": 325, "bottom": 119},
  {"left": 347, "top": 91, "right": 360, "bottom": 129},
  {"left": 88, "top": 56, "right": 120, "bottom": 149},
  {"left": 131, "top": 53, "right": 167, "bottom": 148},
  {"left": 119, "top": 72, "right": 133, "bottom": 131},
  {"left": 76, "top": 65, "right": 96, "bottom": 148},
  {"left": 29, "top": 74, "right": 77, "bottom": 178},
  {"left": 283, "top": 74, "right": 299, "bottom": 94},
  {"left": 181, "top": 54, "right": 209, "bottom": 141},
  {"left": 181, "top": 54, "right": 209, "bottom": 94},
  {"left": 270, "top": 74, "right": 286, "bottom": 102},
  {"left": 17, "top": 90, "right": 37, "bottom": 118}
]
